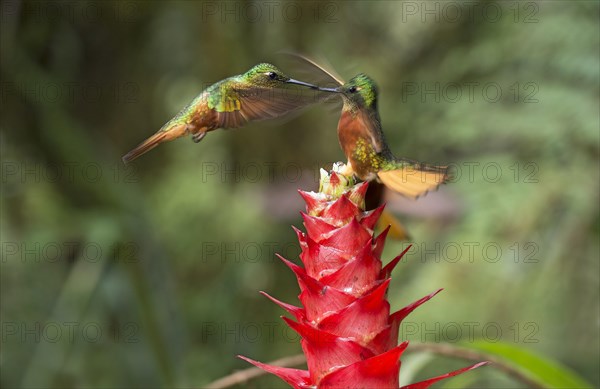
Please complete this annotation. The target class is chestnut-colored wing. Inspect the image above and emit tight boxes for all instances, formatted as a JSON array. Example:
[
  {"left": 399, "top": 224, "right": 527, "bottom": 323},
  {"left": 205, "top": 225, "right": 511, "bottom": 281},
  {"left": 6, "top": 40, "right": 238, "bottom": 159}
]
[{"left": 357, "top": 107, "right": 390, "bottom": 154}]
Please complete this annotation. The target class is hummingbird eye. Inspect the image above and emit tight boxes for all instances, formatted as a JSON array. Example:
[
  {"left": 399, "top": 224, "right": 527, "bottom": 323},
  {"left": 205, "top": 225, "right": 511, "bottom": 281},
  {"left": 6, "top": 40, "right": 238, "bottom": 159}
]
[
  {"left": 267, "top": 72, "right": 277, "bottom": 80},
  {"left": 348, "top": 86, "right": 357, "bottom": 93}
]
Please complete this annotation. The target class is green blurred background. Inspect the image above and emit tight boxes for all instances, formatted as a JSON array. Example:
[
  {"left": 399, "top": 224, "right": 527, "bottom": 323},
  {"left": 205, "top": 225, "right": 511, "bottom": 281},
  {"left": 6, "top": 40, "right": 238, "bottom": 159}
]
[{"left": 1, "top": 1, "right": 598, "bottom": 388}]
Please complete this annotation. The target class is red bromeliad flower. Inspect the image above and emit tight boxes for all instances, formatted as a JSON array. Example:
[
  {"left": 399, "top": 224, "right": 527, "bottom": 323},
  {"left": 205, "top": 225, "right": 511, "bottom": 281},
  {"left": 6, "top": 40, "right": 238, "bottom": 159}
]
[{"left": 240, "top": 170, "right": 486, "bottom": 388}]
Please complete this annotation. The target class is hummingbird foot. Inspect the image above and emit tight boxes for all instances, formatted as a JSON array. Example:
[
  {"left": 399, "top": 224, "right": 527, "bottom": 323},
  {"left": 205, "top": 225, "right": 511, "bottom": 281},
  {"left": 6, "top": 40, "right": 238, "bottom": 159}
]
[{"left": 192, "top": 131, "right": 207, "bottom": 143}]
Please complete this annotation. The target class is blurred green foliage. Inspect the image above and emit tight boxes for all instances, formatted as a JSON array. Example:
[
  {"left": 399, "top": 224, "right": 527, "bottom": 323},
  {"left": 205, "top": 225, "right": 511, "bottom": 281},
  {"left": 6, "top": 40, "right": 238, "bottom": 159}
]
[{"left": 1, "top": 1, "right": 598, "bottom": 388}]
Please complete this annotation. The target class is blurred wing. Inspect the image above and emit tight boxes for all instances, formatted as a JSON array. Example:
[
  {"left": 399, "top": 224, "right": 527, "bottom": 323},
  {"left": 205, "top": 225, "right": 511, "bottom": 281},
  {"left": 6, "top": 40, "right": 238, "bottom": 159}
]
[
  {"left": 277, "top": 53, "right": 344, "bottom": 115},
  {"left": 279, "top": 52, "right": 345, "bottom": 86},
  {"left": 212, "top": 83, "right": 326, "bottom": 129},
  {"left": 378, "top": 164, "right": 448, "bottom": 199}
]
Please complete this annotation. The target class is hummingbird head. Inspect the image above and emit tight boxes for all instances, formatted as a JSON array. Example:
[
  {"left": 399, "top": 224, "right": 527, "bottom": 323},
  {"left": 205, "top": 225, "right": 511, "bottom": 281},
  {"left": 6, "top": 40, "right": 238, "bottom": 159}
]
[
  {"left": 341, "top": 73, "right": 378, "bottom": 108},
  {"left": 318, "top": 73, "right": 379, "bottom": 109},
  {"left": 243, "top": 63, "right": 318, "bottom": 89}
]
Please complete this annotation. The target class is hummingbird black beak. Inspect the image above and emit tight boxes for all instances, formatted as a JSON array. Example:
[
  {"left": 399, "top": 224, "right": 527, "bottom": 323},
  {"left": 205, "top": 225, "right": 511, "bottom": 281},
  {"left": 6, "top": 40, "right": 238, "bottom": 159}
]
[
  {"left": 286, "top": 78, "right": 319, "bottom": 89},
  {"left": 316, "top": 86, "right": 341, "bottom": 93}
]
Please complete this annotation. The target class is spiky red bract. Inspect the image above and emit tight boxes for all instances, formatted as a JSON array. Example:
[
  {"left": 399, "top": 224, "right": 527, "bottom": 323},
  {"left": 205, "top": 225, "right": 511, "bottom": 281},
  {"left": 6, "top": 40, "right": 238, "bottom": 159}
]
[{"left": 240, "top": 172, "right": 485, "bottom": 387}]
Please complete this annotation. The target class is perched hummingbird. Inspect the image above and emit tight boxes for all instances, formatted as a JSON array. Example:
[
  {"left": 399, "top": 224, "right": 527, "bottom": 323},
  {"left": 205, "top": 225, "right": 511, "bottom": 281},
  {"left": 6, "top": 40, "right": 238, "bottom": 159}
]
[
  {"left": 318, "top": 73, "right": 449, "bottom": 198},
  {"left": 122, "top": 63, "right": 321, "bottom": 163}
]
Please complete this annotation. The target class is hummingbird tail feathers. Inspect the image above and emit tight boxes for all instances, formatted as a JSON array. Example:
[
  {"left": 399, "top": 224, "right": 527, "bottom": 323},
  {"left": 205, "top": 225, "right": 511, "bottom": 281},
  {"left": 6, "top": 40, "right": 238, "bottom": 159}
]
[
  {"left": 122, "top": 124, "right": 190, "bottom": 164},
  {"left": 377, "top": 163, "right": 449, "bottom": 199},
  {"left": 379, "top": 210, "right": 411, "bottom": 241}
]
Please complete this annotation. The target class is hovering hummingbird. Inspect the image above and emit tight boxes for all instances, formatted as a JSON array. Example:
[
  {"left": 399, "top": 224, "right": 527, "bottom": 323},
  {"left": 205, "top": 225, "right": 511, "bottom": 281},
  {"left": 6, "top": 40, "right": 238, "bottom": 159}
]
[
  {"left": 316, "top": 72, "right": 449, "bottom": 199},
  {"left": 122, "top": 63, "right": 321, "bottom": 163}
]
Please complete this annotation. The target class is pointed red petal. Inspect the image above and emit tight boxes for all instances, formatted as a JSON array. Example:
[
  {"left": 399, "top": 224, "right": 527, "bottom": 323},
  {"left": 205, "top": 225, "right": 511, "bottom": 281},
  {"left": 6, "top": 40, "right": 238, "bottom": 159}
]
[
  {"left": 395, "top": 288, "right": 443, "bottom": 324},
  {"left": 347, "top": 181, "right": 369, "bottom": 209},
  {"left": 277, "top": 254, "right": 356, "bottom": 321},
  {"left": 322, "top": 194, "right": 360, "bottom": 224},
  {"left": 260, "top": 291, "right": 305, "bottom": 322},
  {"left": 368, "top": 289, "right": 442, "bottom": 353},
  {"left": 276, "top": 253, "right": 305, "bottom": 277},
  {"left": 321, "top": 217, "right": 372, "bottom": 255},
  {"left": 298, "top": 190, "right": 326, "bottom": 216},
  {"left": 291, "top": 225, "right": 306, "bottom": 246},
  {"left": 318, "top": 342, "right": 408, "bottom": 389},
  {"left": 360, "top": 204, "right": 385, "bottom": 231},
  {"left": 364, "top": 326, "right": 394, "bottom": 355},
  {"left": 318, "top": 279, "right": 391, "bottom": 343},
  {"left": 302, "top": 212, "right": 337, "bottom": 242},
  {"left": 401, "top": 362, "right": 488, "bottom": 389},
  {"left": 319, "top": 239, "right": 381, "bottom": 297},
  {"left": 372, "top": 225, "right": 391, "bottom": 259},
  {"left": 298, "top": 278, "right": 356, "bottom": 323},
  {"left": 329, "top": 171, "right": 342, "bottom": 187},
  {"left": 380, "top": 245, "right": 413, "bottom": 279},
  {"left": 282, "top": 318, "right": 375, "bottom": 383},
  {"left": 238, "top": 355, "right": 313, "bottom": 389},
  {"left": 300, "top": 237, "right": 347, "bottom": 279}
]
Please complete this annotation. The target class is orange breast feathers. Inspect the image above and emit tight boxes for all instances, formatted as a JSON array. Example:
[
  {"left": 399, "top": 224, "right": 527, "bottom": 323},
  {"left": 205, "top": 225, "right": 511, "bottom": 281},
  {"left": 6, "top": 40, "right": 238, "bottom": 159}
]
[{"left": 337, "top": 110, "right": 367, "bottom": 161}]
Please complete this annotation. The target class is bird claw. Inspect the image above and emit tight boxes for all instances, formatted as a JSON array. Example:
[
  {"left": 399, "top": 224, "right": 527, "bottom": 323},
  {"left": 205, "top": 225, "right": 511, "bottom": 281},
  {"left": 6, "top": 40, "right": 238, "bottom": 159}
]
[{"left": 192, "top": 132, "right": 207, "bottom": 143}]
